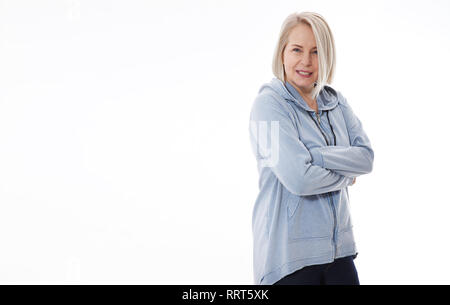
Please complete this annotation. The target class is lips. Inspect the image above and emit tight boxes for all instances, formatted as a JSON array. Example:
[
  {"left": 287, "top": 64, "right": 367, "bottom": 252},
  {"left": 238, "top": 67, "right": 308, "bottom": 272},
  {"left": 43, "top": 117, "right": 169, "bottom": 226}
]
[
  {"left": 296, "top": 70, "right": 313, "bottom": 78},
  {"left": 297, "top": 70, "right": 313, "bottom": 75}
]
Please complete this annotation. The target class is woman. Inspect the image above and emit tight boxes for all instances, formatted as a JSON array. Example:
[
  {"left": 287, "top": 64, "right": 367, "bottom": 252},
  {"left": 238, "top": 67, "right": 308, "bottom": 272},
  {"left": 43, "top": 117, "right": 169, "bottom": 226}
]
[{"left": 248, "top": 11, "right": 374, "bottom": 285}]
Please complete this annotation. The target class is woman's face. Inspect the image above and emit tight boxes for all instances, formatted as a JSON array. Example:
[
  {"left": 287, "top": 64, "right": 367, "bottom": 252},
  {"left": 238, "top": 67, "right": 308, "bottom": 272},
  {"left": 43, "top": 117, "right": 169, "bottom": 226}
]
[{"left": 282, "top": 23, "right": 318, "bottom": 96}]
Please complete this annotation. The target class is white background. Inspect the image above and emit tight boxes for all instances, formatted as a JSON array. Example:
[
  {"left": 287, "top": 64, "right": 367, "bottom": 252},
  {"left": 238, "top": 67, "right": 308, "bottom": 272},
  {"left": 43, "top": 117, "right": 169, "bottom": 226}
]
[{"left": 0, "top": 0, "right": 449, "bottom": 284}]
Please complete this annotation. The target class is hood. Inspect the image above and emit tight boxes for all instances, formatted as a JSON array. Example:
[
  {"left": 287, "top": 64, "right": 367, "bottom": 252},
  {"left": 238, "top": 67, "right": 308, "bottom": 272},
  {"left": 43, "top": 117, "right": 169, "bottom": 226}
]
[{"left": 258, "top": 77, "right": 339, "bottom": 112}]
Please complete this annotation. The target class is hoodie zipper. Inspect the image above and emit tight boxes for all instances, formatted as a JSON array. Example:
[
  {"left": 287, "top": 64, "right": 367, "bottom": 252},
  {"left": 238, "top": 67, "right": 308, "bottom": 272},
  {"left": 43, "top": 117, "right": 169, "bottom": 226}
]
[
  {"left": 314, "top": 111, "right": 330, "bottom": 146},
  {"left": 311, "top": 111, "right": 338, "bottom": 259},
  {"left": 329, "top": 195, "right": 338, "bottom": 259}
]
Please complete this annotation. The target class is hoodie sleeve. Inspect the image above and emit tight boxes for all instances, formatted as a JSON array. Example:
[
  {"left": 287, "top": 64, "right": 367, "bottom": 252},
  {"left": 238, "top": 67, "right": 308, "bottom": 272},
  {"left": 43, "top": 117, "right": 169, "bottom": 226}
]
[
  {"left": 309, "top": 93, "right": 374, "bottom": 177},
  {"left": 249, "top": 93, "right": 354, "bottom": 196}
]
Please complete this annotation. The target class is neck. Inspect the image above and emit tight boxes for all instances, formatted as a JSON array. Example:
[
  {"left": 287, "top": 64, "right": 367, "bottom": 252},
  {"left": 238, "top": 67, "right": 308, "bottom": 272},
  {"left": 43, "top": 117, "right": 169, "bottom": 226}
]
[
  {"left": 287, "top": 80, "right": 313, "bottom": 97},
  {"left": 287, "top": 80, "right": 316, "bottom": 109}
]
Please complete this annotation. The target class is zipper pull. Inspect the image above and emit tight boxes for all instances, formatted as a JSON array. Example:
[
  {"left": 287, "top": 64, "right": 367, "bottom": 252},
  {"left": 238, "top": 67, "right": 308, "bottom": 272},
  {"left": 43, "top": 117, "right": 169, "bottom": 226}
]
[{"left": 316, "top": 111, "right": 321, "bottom": 124}]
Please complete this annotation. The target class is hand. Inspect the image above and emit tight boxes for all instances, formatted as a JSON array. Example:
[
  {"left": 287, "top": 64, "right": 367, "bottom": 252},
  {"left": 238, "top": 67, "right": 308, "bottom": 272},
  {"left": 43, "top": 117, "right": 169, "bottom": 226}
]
[{"left": 351, "top": 177, "right": 356, "bottom": 185}]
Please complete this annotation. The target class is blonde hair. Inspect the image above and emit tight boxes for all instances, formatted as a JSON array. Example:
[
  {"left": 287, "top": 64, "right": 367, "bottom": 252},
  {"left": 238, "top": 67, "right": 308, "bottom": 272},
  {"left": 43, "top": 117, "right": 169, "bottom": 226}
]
[{"left": 272, "top": 11, "right": 336, "bottom": 100}]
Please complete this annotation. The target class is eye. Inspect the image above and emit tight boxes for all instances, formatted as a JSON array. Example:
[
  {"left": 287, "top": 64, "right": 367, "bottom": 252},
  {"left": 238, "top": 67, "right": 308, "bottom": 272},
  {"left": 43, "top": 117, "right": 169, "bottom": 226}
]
[{"left": 293, "top": 48, "right": 317, "bottom": 54}]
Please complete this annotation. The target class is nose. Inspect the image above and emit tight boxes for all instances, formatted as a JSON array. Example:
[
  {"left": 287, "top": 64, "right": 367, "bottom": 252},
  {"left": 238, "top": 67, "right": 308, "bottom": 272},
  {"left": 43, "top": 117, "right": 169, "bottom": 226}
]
[{"left": 301, "top": 53, "right": 312, "bottom": 66}]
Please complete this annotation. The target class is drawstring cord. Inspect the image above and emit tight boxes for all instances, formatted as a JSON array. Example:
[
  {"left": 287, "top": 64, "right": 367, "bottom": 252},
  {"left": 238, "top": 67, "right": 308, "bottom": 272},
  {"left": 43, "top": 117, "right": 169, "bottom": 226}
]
[
  {"left": 326, "top": 110, "right": 337, "bottom": 146},
  {"left": 309, "top": 110, "right": 337, "bottom": 146}
]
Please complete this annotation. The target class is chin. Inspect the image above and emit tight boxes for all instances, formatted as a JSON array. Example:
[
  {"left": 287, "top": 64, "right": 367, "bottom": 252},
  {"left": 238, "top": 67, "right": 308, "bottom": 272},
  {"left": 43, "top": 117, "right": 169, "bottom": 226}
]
[
  {"left": 290, "top": 73, "right": 315, "bottom": 85},
  {"left": 293, "top": 78, "right": 315, "bottom": 89}
]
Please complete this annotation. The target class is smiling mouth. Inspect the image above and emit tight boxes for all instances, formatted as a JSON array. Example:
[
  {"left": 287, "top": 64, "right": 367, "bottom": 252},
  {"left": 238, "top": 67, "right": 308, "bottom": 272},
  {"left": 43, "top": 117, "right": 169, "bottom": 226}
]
[
  {"left": 296, "top": 70, "right": 313, "bottom": 76},
  {"left": 296, "top": 70, "right": 313, "bottom": 78}
]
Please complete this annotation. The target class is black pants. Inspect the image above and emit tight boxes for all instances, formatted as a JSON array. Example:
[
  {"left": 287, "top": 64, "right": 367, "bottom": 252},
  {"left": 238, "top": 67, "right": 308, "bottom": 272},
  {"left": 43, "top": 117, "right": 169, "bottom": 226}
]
[{"left": 273, "top": 255, "right": 360, "bottom": 285}]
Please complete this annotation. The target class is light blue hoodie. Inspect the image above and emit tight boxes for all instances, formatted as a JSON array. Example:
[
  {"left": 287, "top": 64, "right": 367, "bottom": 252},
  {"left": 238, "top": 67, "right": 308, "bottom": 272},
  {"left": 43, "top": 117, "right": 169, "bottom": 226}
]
[{"left": 248, "top": 78, "right": 374, "bottom": 285}]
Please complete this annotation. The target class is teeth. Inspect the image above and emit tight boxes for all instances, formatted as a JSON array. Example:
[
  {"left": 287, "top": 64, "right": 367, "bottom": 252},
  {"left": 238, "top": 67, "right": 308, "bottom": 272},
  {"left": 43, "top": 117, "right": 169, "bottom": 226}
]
[{"left": 298, "top": 71, "right": 312, "bottom": 75}]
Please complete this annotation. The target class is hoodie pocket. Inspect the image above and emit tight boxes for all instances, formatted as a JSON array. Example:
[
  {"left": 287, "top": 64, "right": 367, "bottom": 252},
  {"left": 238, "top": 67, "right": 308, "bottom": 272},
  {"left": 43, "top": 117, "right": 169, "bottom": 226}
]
[
  {"left": 287, "top": 194, "right": 331, "bottom": 241},
  {"left": 287, "top": 193, "right": 301, "bottom": 219}
]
